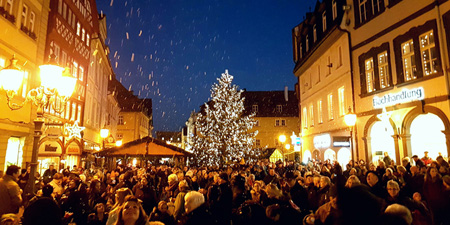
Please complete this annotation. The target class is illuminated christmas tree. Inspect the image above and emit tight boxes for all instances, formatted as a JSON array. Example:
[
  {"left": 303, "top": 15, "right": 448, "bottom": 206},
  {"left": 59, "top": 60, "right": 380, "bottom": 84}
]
[{"left": 191, "top": 70, "right": 258, "bottom": 166}]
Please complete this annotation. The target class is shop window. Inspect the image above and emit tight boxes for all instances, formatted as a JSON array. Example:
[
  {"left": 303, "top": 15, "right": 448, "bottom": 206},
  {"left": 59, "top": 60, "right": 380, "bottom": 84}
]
[
  {"left": 4, "top": 137, "right": 24, "bottom": 172},
  {"left": 322, "top": 11, "right": 327, "bottom": 32},
  {"left": 317, "top": 100, "right": 323, "bottom": 124}
]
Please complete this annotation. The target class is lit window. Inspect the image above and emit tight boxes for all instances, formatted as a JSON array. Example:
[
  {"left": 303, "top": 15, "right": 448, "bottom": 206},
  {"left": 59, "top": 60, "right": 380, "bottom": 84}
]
[
  {"left": 338, "top": 87, "right": 345, "bottom": 116},
  {"left": 303, "top": 107, "right": 308, "bottom": 128},
  {"left": 0, "top": 57, "right": 5, "bottom": 68},
  {"left": 29, "top": 12, "right": 35, "bottom": 32},
  {"left": 21, "top": 4, "right": 28, "bottom": 28},
  {"left": 365, "top": 58, "right": 375, "bottom": 92},
  {"left": 61, "top": 51, "right": 67, "bottom": 67},
  {"left": 332, "top": 0, "right": 337, "bottom": 20},
  {"left": 359, "top": 0, "right": 367, "bottom": 24},
  {"left": 322, "top": 11, "right": 327, "bottom": 32},
  {"left": 77, "top": 22, "right": 81, "bottom": 36},
  {"left": 86, "top": 34, "right": 90, "bottom": 46},
  {"left": 81, "top": 28, "right": 85, "bottom": 41},
  {"left": 72, "top": 61, "right": 78, "bottom": 78},
  {"left": 419, "top": 31, "right": 437, "bottom": 76},
  {"left": 401, "top": 39, "right": 417, "bottom": 81},
  {"left": 79, "top": 66, "right": 84, "bottom": 81},
  {"left": 378, "top": 51, "right": 390, "bottom": 88},
  {"left": 313, "top": 25, "right": 317, "bottom": 43},
  {"left": 318, "top": 100, "right": 323, "bottom": 124},
  {"left": 309, "top": 105, "right": 314, "bottom": 127},
  {"left": 53, "top": 44, "right": 60, "bottom": 63},
  {"left": 328, "top": 94, "right": 334, "bottom": 120}
]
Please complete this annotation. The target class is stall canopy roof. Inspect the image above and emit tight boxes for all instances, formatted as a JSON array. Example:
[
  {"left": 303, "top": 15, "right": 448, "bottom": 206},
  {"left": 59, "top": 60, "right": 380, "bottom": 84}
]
[{"left": 96, "top": 136, "right": 191, "bottom": 157}]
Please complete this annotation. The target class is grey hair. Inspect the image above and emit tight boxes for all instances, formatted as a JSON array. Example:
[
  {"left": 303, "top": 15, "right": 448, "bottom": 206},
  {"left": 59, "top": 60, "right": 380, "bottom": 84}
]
[
  {"left": 385, "top": 204, "right": 412, "bottom": 225},
  {"left": 185, "top": 191, "right": 205, "bottom": 212}
]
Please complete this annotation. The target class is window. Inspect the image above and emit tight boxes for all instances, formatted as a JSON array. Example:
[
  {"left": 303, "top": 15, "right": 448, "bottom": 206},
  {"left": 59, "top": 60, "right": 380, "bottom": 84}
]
[
  {"left": 21, "top": 4, "right": 28, "bottom": 27},
  {"left": 281, "top": 120, "right": 286, "bottom": 126},
  {"left": 309, "top": 105, "right": 314, "bottom": 127},
  {"left": 327, "top": 56, "right": 331, "bottom": 75},
  {"left": 117, "top": 133, "right": 123, "bottom": 139},
  {"left": 77, "top": 104, "right": 81, "bottom": 122},
  {"left": 328, "top": 94, "right": 334, "bottom": 120},
  {"left": 68, "top": 9, "right": 72, "bottom": 26},
  {"left": 338, "top": 46, "right": 343, "bottom": 67},
  {"left": 276, "top": 105, "right": 282, "bottom": 113},
  {"left": 252, "top": 104, "right": 258, "bottom": 113},
  {"left": 300, "top": 43, "right": 303, "bottom": 58},
  {"left": 53, "top": 44, "right": 60, "bottom": 63},
  {"left": 6, "top": 0, "right": 13, "bottom": 14},
  {"left": 419, "top": 30, "right": 437, "bottom": 76},
  {"left": 332, "top": 0, "right": 337, "bottom": 20},
  {"left": 77, "top": 22, "right": 81, "bottom": 36},
  {"left": 313, "top": 25, "right": 317, "bottom": 43},
  {"left": 61, "top": 51, "right": 67, "bottom": 67},
  {"left": 338, "top": 87, "right": 345, "bottom": 116},
  {"left": 81, "top": 28, "right": 85, "bottom": 41},
  {"left": 72, "top": 16, "right": 76, "bottom": 30},
  {"left": 29, "top": 12, "right": 35, "bottom": 32},
  {"left": 318, "top": 100, "right": 323, "bottom": 124},
  {"left": 255, "top": 139, "right": 261, "bottom": 147},
  {"left": 86, "top": 34, "right": 90, "bottom": 46},
  {"left": 58, "top": 0, "right": 62, "bottom": 14},
  {"left": 401, "top": 39, "right": 416, "bottom": 81},
  {"left": 316, "top": 65, "right": 321, "bottom": 83},
  {"left": 306, "top": 35, "right": 309, "bottom": 52},
  {"left": 372, "top": 0, "right": 381, "bottom": 15},
  {"left": 71, "top": 102, "right": 76, "bottom": 121},
  {"left": 63, "top": 2, "right": 67, "bottom": 20},
  {"left": 79, "top": 66, "right": 84, "bottom": 81},
  {"left": 322, "top": 11, "right": 327, "bottom": 32},
  {"left": 378, "top": 51, "right": 390, "bottom": 88},
  {"left": 359, "top": 0, "right": 367, "bottom": 24},
  {"left": 303, "top": 107, "right": 308, "bottom": 128},
  {"left": 72, "top": 61, "right": 78, "bottom": 78},
  {"left": 118, "top": 115, "right": 124, "bottom": 125},
  {"left": 365, "top": 58, "right": 375, "bottom": 92},
  {"left": 275, "top": 119, "right": 285, "bottom": 127}
]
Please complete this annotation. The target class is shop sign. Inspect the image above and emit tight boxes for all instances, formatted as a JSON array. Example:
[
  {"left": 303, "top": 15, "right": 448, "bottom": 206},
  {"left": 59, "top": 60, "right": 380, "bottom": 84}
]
[
  {"left": 66, "top": 142, "right": 80, "bottom": 155},
  {"left": 372, "top": 87, "right": 424, "bottom": 109},
  {"left": 313, "top": 134, "right": 331, "bottom": 149},
  {"left": 39, "top": 141, "right": 62, "bottom": 154},
  {"left": 333, "top": 136, "right": 351, "bottom": 147}
]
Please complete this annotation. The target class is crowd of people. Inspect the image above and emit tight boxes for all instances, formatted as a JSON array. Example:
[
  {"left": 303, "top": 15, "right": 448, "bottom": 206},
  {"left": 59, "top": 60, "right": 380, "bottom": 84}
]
[{"left": 0, "top": 152, "right": 449, "bottom": 225}]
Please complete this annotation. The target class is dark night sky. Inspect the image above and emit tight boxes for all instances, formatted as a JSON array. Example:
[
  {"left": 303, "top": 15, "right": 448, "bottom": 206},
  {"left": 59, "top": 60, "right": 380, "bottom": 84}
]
[{"left": 96, "top": 0, "right": 315, "bottom": 133}]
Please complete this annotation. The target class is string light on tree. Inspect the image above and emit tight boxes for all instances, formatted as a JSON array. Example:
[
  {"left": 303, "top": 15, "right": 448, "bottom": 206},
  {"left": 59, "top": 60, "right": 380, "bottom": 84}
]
[{"left": 190, "top": 70, "right": 258, "bottom": 166}]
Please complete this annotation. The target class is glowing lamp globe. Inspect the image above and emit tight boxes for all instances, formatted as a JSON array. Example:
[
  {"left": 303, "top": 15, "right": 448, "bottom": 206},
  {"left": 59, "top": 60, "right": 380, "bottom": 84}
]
[
  {"left": 39, "top": 63, "right": 64, "bottom": 90},
  {"left": 278, "top": 135, "right": 286, "bottom": 143},
  {"left": 285, "top": 144, "right": 291, "bottom": 150},
  {"left": 58, "top": 69, "right": 77, "bottom": 97},
  {"left": 100, "top": 128, "right": 109, "bottom": 138},
  {"left": 0, "top": 56, "right": 23, "bottom": 92},
  {"left": 344, "top": 110, "right": 357, "bottom": 127},
  {"left": 116, "top": 140, "right": 123, "bottom": 147}
]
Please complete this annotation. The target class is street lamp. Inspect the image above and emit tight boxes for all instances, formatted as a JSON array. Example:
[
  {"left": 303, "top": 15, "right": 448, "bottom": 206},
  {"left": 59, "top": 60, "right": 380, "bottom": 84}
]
[
  {"left": 100, "top": 127, "right": 109, "bottom": 150},
  {"left": 0, "top": 54, "right": 76, "bottom": 196},
  {"left": 344, "top": 107, "right": 357, "bottom": 163}
]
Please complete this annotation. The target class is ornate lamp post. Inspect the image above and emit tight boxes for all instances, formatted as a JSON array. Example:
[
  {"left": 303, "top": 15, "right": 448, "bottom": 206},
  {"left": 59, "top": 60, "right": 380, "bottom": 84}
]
[
  {"left": 0, "top": 54, "right": 76, "bottom": 196},
  {"left": 344, "top": 107, "right": 357, "bottom": 163}
]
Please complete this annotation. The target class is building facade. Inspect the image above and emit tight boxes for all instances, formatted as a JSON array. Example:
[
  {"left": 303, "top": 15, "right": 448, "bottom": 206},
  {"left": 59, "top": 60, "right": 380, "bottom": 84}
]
[
  {"left": 345, "top": 0, "right": 450, "bottom": 164},
  {"left": 0, "top": 0, "right": 51, "bottom": 172},
  {"left": 292, "top": 0, "right": 354, "bottom": 165}
]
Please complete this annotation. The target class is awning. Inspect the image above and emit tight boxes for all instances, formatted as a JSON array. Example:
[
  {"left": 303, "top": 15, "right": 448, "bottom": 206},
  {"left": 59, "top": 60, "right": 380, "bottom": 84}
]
[{"left": 96, "top": 136, "right": 191, "bottom": 157}]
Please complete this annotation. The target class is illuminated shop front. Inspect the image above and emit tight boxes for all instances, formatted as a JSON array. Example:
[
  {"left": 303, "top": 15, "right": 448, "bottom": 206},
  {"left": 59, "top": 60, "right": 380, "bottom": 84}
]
[
  {"left": 361, "top": 87, "right": 450, "bottom": 164},
  {"left": 302, "top": 133, "right": 352, "bottom": 165},
  {"left": 4, "top": 137, "right": 24, "bottom": 172}
]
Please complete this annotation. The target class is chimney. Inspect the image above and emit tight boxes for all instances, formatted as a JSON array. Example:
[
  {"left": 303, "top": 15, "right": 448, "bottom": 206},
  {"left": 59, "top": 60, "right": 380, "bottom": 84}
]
[{"left": 284, "top": 86, "right": 289, "bottom": 102}]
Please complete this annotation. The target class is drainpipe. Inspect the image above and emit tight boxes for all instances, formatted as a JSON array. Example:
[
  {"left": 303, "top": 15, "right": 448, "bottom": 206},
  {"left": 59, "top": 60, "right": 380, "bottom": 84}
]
[{"left": 338, "top": 2, "right": 360, "bottom": 161}]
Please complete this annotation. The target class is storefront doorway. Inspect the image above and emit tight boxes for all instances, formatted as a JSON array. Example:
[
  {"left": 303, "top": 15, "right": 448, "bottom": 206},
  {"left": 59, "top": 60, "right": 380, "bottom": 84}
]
[
  {"left": 303, "top": 150, "right": 312, "bottom": 164},
  {"left": 4, "top": 137, "right": 24, "bottom": 172},
  {"left": 324, "top": 149, "right": 336, "bottom": 162},
  {"left": 370, "top": 121, "right": 396, "bottom": 165},
  {"left": 410, "top": 113, "right": 447, "bottom": 159}
]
